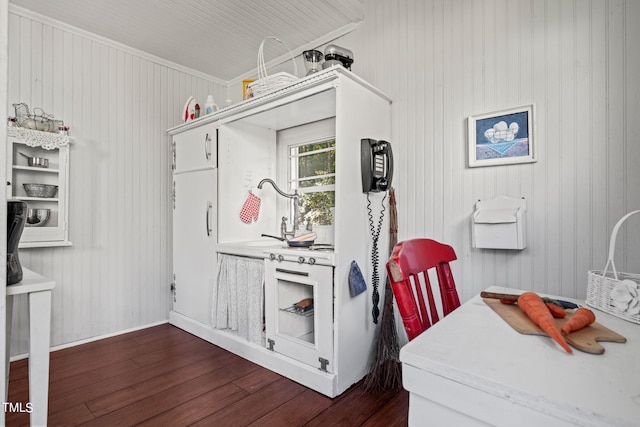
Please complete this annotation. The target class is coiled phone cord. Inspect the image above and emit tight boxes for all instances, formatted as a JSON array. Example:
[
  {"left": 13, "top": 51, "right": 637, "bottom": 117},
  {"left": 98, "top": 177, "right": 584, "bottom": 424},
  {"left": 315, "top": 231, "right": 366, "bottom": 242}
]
[{"left": 367, "top": 192, "right": 387, "bottom": 324}]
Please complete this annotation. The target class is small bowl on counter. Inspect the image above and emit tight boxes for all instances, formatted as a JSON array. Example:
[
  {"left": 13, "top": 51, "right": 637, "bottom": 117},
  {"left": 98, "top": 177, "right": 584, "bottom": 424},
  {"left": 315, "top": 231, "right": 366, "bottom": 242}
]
[
  {"left": 26, "top": 208, "right": 51, "bottom": 227},
  {"left": 23, "top": 183, "right": 58, "bottom": 198}
]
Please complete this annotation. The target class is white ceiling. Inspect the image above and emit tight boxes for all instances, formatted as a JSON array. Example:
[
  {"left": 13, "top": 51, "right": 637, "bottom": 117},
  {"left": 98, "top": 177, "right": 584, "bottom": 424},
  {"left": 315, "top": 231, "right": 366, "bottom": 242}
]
[{"left": 9, "top": 0, "right": 364, "bottom": 81}]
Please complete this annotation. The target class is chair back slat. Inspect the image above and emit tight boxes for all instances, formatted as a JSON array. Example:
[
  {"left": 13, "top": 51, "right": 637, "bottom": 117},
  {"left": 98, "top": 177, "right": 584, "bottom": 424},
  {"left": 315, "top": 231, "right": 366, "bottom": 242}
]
[
  {"left": 391, "top": 277, "right": 424, "bottom": 338},
  {"left": 436, "top": 262, "right": 460, "bottom": 315},
  {"left": 421, "top": 271, "right": 439, "bottom": 327},
  {"left": 410, "top": 273, "right": 428, "bottom": 331}
]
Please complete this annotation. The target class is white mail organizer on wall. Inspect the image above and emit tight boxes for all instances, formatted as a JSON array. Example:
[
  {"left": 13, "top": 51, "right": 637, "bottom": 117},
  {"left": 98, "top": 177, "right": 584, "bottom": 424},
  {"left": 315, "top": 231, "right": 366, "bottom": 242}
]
[{"left": 472, "top": 196, "right": 526, "bottom": 250}]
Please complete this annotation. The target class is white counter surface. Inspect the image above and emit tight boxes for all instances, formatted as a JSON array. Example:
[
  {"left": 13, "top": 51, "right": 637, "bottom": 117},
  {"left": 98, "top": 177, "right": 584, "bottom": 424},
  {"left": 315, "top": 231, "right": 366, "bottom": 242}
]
[
  {"left": 400, "top": 285, "right": 640, "bottom": 426},
  {"left": 6, "top": 267, "right": 55, "bottom": 295}
]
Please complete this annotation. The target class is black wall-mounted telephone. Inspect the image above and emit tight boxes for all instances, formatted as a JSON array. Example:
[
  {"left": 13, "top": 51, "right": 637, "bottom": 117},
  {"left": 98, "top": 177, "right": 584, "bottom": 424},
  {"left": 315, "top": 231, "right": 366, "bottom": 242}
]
[{"left": 361, "top": 138, "right": 394, "bottom": 193}]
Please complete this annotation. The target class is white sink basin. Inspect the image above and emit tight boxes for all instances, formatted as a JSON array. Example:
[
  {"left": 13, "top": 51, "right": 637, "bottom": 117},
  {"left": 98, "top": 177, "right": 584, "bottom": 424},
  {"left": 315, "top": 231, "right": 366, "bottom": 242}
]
[
  {"left": 217, "top": 239, "right": 282, "bottom": 258},
  {"left": 244, "top": 238, "right": 283, "bottom": 246}
]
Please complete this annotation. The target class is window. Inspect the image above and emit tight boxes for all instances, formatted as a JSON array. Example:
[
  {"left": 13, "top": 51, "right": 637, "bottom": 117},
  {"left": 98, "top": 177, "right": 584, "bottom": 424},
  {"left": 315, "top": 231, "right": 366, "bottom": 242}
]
[{"left": 289, "top": 139, "right": 335, "bottom": 226}]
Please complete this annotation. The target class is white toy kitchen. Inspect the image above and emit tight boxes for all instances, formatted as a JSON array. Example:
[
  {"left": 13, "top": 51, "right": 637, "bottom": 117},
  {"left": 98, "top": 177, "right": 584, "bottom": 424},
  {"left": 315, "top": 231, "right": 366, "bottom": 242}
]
[{"left": 167, "top": 67, "right": 392, "bottom": 398}]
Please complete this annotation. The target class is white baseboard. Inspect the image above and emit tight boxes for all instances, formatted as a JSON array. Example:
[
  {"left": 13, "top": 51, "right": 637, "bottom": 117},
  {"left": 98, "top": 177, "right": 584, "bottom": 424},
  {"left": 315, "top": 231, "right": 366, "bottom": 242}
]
[
  {"left": 168, "top": 310, "right": 339, "bottom": 397},
  {"left": 9, "top": 320, "right": 169, "bottom": 362}
]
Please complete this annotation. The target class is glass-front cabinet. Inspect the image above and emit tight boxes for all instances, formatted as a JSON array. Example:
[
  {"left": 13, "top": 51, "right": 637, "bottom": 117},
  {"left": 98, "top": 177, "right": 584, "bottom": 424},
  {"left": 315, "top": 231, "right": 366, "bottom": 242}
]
[{"left": 6, "top": 128, "right": 72, "bottom": 248}]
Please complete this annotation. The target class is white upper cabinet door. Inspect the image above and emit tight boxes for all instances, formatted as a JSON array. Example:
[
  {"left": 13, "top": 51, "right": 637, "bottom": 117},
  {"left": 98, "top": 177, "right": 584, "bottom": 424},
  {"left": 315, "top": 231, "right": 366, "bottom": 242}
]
[{"left": 173, "top": 123, "right": 217, "bottom": 173}]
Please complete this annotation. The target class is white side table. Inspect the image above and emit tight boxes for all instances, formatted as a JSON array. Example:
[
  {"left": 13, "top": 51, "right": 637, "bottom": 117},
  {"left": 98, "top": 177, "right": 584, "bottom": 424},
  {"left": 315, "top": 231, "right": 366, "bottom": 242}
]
[
  {"left": 5, "top": 267, "right": 55, "bottom": 426},
  {"left": 400, "top": 286, "right": 640, "bottom": 426}
]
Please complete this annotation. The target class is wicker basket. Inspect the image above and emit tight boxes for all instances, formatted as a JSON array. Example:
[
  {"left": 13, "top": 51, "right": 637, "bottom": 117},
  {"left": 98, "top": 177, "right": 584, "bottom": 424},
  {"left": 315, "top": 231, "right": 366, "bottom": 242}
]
[
  {"left": 13, "top": 103, "right": 64, "bottom": 133},
  {"left": 246, "top": 37, "right": 298, "bottom": 98},
  {"left": 586, "top": 210, "right": 640, "bottom": 324}
]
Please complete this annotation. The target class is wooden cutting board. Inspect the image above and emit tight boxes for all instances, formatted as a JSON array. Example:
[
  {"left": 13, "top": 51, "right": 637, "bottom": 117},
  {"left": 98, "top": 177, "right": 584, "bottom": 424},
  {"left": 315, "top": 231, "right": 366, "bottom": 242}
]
[{"left": 483, "top": 298, "right": 627, "bottom": 354}]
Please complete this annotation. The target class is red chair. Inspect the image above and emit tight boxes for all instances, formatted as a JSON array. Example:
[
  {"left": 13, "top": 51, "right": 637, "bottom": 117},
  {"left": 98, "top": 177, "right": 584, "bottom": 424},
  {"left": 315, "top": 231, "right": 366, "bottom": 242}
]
[{"left": 386, "top": 238, "right": 461, "bottom": 341}]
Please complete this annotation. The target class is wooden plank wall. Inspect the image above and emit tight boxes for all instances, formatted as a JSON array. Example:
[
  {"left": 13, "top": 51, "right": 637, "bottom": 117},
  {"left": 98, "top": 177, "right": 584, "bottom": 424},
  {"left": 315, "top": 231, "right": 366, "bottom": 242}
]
[
  {"left": 6, "top": 0, "right": 640, "bottom": 355},
  {"left": 334, "top": 0, "right": 640, "bottom": 303},
  {"left": 7, "top": 8, "right": 226, "bottom": 355}
]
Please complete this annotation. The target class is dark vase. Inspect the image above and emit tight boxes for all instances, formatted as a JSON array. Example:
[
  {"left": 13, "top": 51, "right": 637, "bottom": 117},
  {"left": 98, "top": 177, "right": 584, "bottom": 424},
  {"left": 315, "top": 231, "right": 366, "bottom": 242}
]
[{"left": 7, "top": 200, "right": 28, "bottom": 285}]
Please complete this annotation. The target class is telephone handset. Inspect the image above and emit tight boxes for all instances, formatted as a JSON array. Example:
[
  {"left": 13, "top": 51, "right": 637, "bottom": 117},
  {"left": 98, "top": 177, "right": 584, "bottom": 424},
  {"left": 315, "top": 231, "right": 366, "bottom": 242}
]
[{"left": 361, "top": 139, "right": 394, "bottom": 193}]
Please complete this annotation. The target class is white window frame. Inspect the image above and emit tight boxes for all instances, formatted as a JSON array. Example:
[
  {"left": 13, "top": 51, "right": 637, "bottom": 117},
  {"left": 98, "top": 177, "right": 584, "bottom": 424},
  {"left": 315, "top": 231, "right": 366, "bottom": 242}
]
[{"left": 276, "top": 118, "right": 336, "bottom": 225}]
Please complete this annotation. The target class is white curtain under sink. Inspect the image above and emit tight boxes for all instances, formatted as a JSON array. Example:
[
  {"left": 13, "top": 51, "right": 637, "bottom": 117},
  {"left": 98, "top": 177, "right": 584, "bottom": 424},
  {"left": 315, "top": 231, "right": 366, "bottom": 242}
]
[{"left": 212, "top": 254, "right": 264, "bottom": 344}]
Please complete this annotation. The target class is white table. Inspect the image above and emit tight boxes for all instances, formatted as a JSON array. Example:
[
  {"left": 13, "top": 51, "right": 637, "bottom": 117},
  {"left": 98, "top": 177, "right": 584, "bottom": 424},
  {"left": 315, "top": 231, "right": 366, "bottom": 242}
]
[
  {"left": 5, "top": 267, "right": 55, "bottom": 426},
  {"left": 400, "top": 286, "right": 640, "bottom": 427}
]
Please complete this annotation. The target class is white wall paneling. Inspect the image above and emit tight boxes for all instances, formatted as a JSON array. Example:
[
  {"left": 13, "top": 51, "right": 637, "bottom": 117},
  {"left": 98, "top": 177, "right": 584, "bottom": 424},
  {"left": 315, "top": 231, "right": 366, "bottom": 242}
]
[
  {"left": 337, "top": 0, "right": 639, "bottom": 302},
  {"left": 6, "top": 10, "right": 226, "bottom": 355},
  {"left": 5, "top": 0, "right": 639, "bottom": 355}
]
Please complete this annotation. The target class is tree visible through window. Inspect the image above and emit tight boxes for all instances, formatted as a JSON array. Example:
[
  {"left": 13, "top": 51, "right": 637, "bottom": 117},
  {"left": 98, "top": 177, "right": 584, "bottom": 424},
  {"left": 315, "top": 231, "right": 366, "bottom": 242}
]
[{"left": 289, "top": 139, "right": 336, "bottom": 226}]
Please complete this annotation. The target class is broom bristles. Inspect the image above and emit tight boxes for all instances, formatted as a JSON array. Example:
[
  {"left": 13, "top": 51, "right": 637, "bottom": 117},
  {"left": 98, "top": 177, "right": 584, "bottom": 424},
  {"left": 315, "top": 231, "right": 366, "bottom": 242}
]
[
  {"left": 364, "top": 278, "right": 402, "bottom": 391},
  {"left": 365, "top": 187, "right": 401, "bottom": 391}
]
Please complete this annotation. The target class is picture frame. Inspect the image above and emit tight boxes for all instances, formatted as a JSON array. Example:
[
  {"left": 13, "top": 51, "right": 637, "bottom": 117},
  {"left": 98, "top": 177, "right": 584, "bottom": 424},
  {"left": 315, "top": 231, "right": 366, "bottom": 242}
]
[
  {"left": 468, "top": 104, "right": 536, "bottom": 167},
  {"left": 243, "top": 79, "right": 255, "bottom": 100}
]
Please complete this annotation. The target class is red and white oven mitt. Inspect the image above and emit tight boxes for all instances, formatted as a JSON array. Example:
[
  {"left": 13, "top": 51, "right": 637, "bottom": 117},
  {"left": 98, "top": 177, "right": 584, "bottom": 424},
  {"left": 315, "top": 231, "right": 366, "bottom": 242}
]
[{"left": 240, "top": 192, "right": 261, "bottom": 224}]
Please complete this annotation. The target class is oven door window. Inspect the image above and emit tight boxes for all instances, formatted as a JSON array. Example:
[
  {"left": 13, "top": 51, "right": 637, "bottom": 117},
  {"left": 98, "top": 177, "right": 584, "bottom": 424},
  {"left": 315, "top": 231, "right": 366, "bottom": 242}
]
[{"left": 264, "top": 261, "right": 333, "bottom": 372}]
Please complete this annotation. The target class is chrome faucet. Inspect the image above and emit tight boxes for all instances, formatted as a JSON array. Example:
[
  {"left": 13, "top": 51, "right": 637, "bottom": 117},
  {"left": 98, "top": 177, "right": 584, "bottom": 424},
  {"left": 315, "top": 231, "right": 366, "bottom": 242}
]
[{"left": 257, "top": 178, "right": 300, "bottom": 239}]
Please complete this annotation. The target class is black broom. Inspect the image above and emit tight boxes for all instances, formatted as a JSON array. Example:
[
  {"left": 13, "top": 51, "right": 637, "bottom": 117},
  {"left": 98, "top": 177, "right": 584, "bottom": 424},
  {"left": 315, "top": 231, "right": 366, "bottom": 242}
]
[{"left": 364, "top": 187, "right": 402, "bottom": 391}]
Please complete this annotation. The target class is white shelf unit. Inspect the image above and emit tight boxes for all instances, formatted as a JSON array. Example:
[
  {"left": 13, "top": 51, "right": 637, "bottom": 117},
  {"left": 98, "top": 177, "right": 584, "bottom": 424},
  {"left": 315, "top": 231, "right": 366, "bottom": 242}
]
[{"left": 6, "top": 130, "right": 72, "bottom": 248}]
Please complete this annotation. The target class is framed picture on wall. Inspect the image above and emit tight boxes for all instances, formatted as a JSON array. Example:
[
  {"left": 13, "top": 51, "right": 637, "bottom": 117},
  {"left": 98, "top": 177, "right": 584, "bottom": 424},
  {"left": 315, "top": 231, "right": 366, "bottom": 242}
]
[
  {"left": 468, "top": 104, "right": 536, "bottom": 167},
  {"left": 243, "top": 79, "right": 255, "bottom": 100}
]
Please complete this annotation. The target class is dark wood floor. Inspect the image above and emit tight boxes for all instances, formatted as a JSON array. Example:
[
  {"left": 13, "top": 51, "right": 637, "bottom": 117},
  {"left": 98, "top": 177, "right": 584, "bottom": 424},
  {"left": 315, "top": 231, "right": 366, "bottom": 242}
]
[{"left": 6, "top": 323, "right": 408, "bottom": 426}]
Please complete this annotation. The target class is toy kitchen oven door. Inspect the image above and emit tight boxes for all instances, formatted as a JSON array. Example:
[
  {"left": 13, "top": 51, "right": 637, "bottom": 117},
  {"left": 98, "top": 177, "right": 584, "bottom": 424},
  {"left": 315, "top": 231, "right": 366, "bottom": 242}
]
[{"left": 264, "top": 247, "right": 335, "bottom": 373}]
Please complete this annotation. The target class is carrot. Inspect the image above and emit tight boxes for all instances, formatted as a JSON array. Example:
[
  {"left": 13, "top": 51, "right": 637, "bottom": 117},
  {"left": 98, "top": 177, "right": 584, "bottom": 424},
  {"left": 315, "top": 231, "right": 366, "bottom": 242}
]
[
  {"left": 561, "top": 308, "right": 596, "bottom": 334},
  {"left": 517, "top": 292, "right": 572, "bottom": 353},
  {"left": 544, "top": 300, "right": 567, "bottom": 318},
  {"left": 500, "top": 299, "right": 517, "bottom": 305}
]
